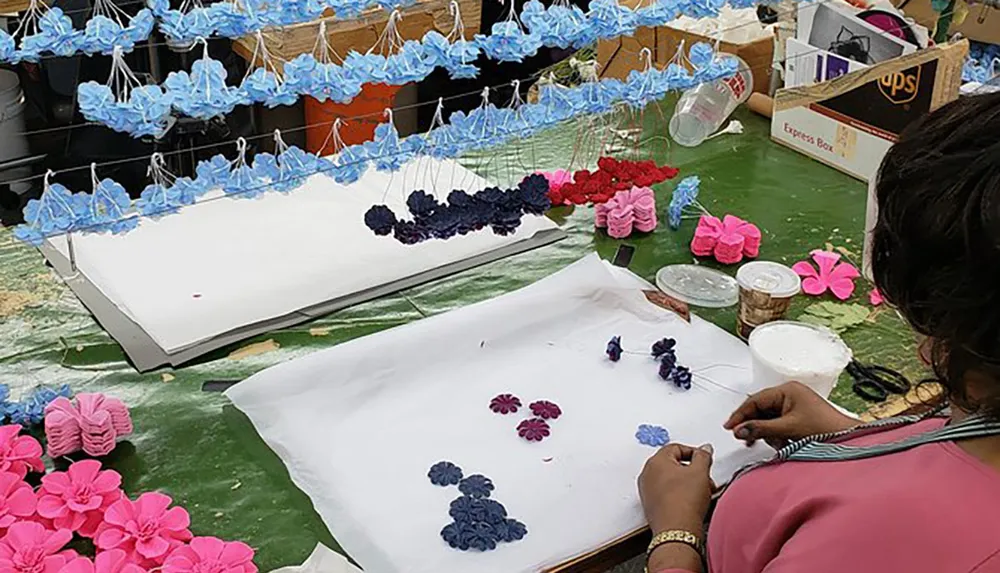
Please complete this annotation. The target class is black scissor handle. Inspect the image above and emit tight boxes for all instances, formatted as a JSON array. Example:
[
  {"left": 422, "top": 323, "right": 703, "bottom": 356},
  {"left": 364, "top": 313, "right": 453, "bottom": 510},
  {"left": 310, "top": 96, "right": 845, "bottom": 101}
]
[
  {"left": 864, "top": 364, "right": 911, "bottom": 395},
  {"left": 853, "top": 378, "right": 889, "bottom": 402}
]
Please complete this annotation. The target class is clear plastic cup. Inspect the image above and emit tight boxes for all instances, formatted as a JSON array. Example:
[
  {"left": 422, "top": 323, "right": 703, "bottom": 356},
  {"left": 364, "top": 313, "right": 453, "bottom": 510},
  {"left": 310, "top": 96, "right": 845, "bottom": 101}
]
[
  {"left": 669, "top": 56, "right": 754, "bottom": 147},
  {"left": 748, "top": 321, "right": 853, "bottom": 398}
]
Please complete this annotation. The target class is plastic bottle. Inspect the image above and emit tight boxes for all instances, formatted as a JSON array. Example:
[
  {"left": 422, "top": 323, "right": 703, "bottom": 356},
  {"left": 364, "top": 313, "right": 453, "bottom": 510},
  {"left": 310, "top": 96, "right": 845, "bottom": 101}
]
[{"left": 668, "top": 57, "right": 754, "bottom": 147}]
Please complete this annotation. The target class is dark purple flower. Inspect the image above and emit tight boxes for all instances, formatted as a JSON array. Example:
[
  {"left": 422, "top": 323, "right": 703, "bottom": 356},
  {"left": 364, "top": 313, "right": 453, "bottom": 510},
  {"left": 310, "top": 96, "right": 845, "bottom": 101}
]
[
  {"left": 607, "top": 336, "right": 623, "bottom": 362},
  {"left": 495, "top": 518, "right": 527, "bottom": 542},
  {"left": 490, "top": 394, "right": 522, "bottom": 414},
  {"left": 450, "top": 496, "right": 486, "bottom": 522},
  {"left": 480, "top": 498, "right": 507, "bottom": 524},
  {"left": 364, "top": 205, "right": 397, "bottom": 236},
  {"left": 477, "top": 186, "right": 506, "bottom": 206},
  {"left": 658, "top": 355, "right": 676, "bottom": 381},
  {"left": 461, "top": 521, "right": 499, "bottom": 551},
  {"left": 458, "top": 474, "right": 494, "bottom": 498},
  {"left": 441, "top": 521, "right": 468, "bottom": 549},
  {"left": 393, "top": 220, "right": 427, "bottom": 245},
  {"left": 491, "top": 208, "right": 523, "bottom": 236},
  {"left": 651, "top": 338, "right": 677, "bottom": 358},
  {"left": 517, "top": 418, "right": 551, "bottom": 442},
  {"left": 426, "top": 206, "right": 462, "bottom": 239},
  {"left": 447, "top": 189, "right": 474, "bottom": 209},
  {"left": 517, "top": 174, "right": 551, "bottom": 215},
  {"left": 529, "top": 400, "right": 562, "bottom": 420},
  {"left": 428, "top": 461, "right": 463, "bottom": 486},
  {"left": 672, "top": 365, "right": 692, "bottom": 390},
  {"left": 406, "top": 190, "right": 439, "bottom": 219}
]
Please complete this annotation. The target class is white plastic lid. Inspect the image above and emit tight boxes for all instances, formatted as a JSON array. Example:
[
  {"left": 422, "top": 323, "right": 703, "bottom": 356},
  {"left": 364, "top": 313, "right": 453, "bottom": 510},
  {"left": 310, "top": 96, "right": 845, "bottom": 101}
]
[
  {"left": 655, "top": 264, "right": 739, "bottom": 308},
  {"left": 736, "top": 261, "right": 801, "bottom": 298},
  {"left": 748, "top": 320, "right": 852, "bottom": 376}
]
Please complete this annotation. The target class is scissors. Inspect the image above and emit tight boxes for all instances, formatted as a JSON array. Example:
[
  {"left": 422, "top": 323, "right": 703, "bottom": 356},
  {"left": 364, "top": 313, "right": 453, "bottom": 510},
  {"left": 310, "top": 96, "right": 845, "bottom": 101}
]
[{"left": 845, "top": 360, "right": 911, "bottom": 402}]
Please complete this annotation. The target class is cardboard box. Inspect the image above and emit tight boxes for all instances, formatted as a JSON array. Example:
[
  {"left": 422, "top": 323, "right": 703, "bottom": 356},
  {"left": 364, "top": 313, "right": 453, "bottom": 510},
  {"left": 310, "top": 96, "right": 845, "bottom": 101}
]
[
  {"left": 894, "top": 0, "right": 1000, "bottom": 45},
  {"left": 597, "top": 10, "right": 774, "bottom": 94},
  {"left": 771, "top": 39, "right": 967, "bottom": 182}
]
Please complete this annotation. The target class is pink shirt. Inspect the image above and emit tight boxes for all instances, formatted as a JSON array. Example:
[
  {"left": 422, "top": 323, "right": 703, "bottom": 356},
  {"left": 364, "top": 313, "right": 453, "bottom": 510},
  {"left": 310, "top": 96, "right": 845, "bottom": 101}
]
[{"left": 661, "top": 419, "right": 1000, "bottom": 573}]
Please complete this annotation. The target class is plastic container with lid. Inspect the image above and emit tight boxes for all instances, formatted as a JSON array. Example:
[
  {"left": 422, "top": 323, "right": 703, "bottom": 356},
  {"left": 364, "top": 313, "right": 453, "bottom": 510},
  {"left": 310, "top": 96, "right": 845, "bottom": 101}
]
[
  {"left": 748, "top": 320, "right": 852, "bottom": 398},
  {"left": 655, "top": 264, "right": 739, "bottom": 308}
]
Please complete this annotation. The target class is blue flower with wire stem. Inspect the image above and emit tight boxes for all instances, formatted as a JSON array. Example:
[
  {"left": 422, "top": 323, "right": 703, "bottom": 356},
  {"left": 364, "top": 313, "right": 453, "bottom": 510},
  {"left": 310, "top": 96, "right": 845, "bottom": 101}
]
[
  {"left": 474, "top": 21, "right": 542, "bottom": 63},
  {"left": 667, "top": 176, "right": 703, "bottom": 230}
]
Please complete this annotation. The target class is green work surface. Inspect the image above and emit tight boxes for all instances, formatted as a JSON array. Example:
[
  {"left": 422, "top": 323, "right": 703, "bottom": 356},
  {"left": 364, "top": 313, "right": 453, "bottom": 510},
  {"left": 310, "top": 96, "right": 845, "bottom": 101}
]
[{"left": 0, "top": 104, "right": 921, "bottom": 570}]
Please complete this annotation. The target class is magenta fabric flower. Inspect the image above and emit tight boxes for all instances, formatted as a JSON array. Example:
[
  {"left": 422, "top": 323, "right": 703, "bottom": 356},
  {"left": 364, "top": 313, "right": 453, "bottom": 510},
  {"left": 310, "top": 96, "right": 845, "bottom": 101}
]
[
  {"left": 58, "top": 550, "right": 148, "bottom": 573},
  {"left": 516, "top": 418, "right": 551, "bottom": 442},
  {"left": 38, "top": 460, "right": 123, "bottom": 538},
  {"left": 869, "top": 288, "right": 884, "bottom": 306},
  {"left": 0, "top": 425, "right": 44, "bottom": 478},
  {"left": 162, "top": 536, "right": 257, "bottom": 573},
  {"left": 0, "top": 522, "right": 75, "bottom": 573},
  {"left": 690, "top": 214, "right": 761, "bottom": 265},
  {"left": 792, "top": 250, "right": 860, "bottom": 300},
  {"left": 528, "top": 401, "right": 561, "bottom": 420},
  {"left": 489, "top": 394, "right": 521, "bottom": 415},
  {"left": 0, "top": 472, "right": 36, "bottom": 538},
  {"left": 96, "top": 492, "right": 192, "bottom": 568},
  {"left": 537, "top": 170, "right": 573, "bottom": 195}
]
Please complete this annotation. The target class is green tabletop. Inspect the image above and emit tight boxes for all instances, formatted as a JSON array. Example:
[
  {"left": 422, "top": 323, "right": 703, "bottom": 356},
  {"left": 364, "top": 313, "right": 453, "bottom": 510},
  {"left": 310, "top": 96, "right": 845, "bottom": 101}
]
[{"left": 0, "top": 103, "right": 922, "bottom": 570}]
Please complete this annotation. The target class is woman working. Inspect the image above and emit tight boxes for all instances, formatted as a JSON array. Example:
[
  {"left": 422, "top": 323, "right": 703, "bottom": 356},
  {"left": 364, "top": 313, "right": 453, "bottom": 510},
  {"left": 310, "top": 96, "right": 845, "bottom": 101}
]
[{"left": 638, "top": 92, "right": 1000, "bottom": 573}]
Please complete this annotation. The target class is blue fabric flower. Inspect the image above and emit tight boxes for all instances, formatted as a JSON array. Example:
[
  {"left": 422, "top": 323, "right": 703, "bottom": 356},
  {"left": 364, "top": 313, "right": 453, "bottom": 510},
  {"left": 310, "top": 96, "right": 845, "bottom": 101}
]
[
  {"left": 458, "top": 474, "right": 494, "bottom": 498},
  {"left": 37, "top": 7, "right": 83, "bottom": 57},
  {"left": 13, "top": 385, "right": 72, "bottom": 425},
  {"left": 667, "top": 176, "right": 700, "bottom": 230},
  {"left": 406, "top": 190, "right": 439, "bottom": 219},
  {"left": 441, "top": 522, "right": 470, "bottom": 550},
  {"left": 86, "top": 178, "right": 138, "bottom": 235},
  {"left": 420, "top": 31, "right": 452, "bottom": 67},
  {"left": 165, "top": 55, "right": 239, "bottom": 119},
  {"left": 517, "top": 174, "right": 551, "bottom": 215},
  {"left": 364, "top": 205, "right": 397, "bottom": 236},
  {"left": 428, "top": 461, "right": 464, "bottom": 486},
  {"left": 607, "top": 335, "right": 623, "bottom": 362},
  {"left": 461, "top": 522, "right": 500, "bottom": 551},
  {"left": 331, "top": 145, "right": 368, "bottom": 184},
  {"left": 495, "top": 518, "right": 527, "bottom": 542},
  {"left": 196, "top": 154, "right": 233, "bottom": 189},
  {"left": 0, "top": 29, "right": 15, "bottom": 63},
  {"left": 672, "top": 365, "right": 692, "bottom": 390},
  {"left": 449, "top": 496, "right": 486, "bottom": 523},
  {"left": 364, "top": 122, "right": 412, "bottom": 172},
  {"left": 384, "top": 40, "right": 434, "bottom": 84},
  {"left": 475, "top": 21, "right": 542, "bottom": 63},
  {"left": 637, "top": 0, "right": 679, "bottom": 27},
  {"left": 636, "top": 424, "right": 670, "bottom": 447},
  {"left": 587, "top": 0, "right": 638, "bottom": 40},
  {"left": 223, "top": 164, "right": 265, "bottom": 199},
  {"left": 679, "top": 0, "right": 725, "bottom": 18},
  {"left": 393, "top": 220, "right": 427, "bottom": 245},
  {"left": 14, "top": 182, "right": 87, "bottom": 246},
  {"left": 276, "top": 145, "right": 318, "bottom": 191},
  {"left": 240, "top": 68, "right": 298, "bottom": 108}
]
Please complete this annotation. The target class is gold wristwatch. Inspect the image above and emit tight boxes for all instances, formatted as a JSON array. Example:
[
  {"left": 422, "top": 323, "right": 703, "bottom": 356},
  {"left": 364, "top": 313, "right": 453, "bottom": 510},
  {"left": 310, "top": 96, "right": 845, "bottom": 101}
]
[{"left": 643, "top": 529, "right": 705, "bottom": 573}]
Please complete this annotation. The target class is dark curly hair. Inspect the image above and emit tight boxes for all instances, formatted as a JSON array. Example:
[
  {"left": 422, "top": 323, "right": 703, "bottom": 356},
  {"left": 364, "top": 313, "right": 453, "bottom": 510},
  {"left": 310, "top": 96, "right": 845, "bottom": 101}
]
[{"left": 871, "top": 91, "right": 1000, "bottom": 416}]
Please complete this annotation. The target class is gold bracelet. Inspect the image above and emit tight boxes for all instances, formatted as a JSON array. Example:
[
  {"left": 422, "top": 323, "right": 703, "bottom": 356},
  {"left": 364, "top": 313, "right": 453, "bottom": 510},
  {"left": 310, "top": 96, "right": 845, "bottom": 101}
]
[{"left": 643, "top": 529, "right": 705, "bottom": 573}]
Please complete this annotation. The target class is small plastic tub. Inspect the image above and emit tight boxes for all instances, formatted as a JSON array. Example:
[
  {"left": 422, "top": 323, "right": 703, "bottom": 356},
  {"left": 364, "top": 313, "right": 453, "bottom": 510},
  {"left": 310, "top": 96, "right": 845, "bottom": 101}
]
[{"left": 748, "top": 320, "right": 852, "bottom": 398}]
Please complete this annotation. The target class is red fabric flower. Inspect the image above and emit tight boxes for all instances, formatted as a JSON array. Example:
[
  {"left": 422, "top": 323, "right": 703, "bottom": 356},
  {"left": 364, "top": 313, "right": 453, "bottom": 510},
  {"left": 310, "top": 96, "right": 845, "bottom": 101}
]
[
  {"left": 529, "top": 401, "right": 562, "bottom": 420},
  {"left": 489, "top": 394, "right": 522, "bottom": 415},
  {"left": 546, "top": 158, "right": 678, "bottom": 207},
  {"left": 516, "top": 418, "right": 551, "bottom": 442}
]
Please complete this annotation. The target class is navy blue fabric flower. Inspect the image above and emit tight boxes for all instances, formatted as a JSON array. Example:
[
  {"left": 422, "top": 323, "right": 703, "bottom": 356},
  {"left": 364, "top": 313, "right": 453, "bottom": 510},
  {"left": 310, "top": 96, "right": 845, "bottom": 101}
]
[
  {"left": 428, "top": 461, "right": 463, "bottom": 486},
  {"left": 425, "top": 207, "right": 463, "bottom": 239},
  {"left": 393, "top": 220, "right": 427, "bottom": 245},
  {"left": 441, "top": 521, "right": 470, "bottom": 550},
  {"left": 364, "top": 205, "right": 397, "bottom": 236},
  {"left": 607, "top": 336, "right": 623, "bottom": 362},
  {"left": 406, "top": 190, "right": 439, "bottom": 219},
  {"left": 651, "top": 338, "right": 676, "bottom": 358},
  {"left": 480, "top": 498, "right": 508, "bottom": 524},
  {"left": 636, "top": 424, "right": 670, "bottom": 447},
  {"left": 517, "top": 174, "right": 551, "bottom": 215},
  {"left": 449, "top": 496, "right": 486, "bottom": 523},
  {"left": 461, "top": 521, "right": 500, "bottom": 551},
  {"left": 447, "top": 190, "right": 474, "bottom": 209},
  {"left": 495, "top": 518, "right": 528, "bottom": 542},
  {"left": 658, "top": 354, "right": 677, "bottom": 381},
  {"left": 458, "top": 474, "right": 494, "bottom": 498},
  {"left": 672, "top": 365, "right": 692, "bottom": 390},
  {"left": 491, "top": 208, "right": 523, "bottom": 236}
]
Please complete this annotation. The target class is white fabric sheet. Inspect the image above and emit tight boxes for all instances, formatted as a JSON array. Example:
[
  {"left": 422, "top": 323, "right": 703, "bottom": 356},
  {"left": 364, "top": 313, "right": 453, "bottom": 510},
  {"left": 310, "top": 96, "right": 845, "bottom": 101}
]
[
  {"left": 45, "top": 159, "right": 558, "bottom": 353},
  {"left": 227, "top": 255, "right": 773, "bottom": 573}
]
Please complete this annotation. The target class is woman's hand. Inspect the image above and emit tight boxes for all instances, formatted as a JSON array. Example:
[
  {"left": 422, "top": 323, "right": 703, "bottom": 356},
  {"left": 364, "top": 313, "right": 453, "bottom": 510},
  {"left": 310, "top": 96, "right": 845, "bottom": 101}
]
[
  {"left": 638, "top": 443, "right": 714, "bottom": 535},
  {"left": 724, "top": 381, "right": 858, "bottom": 449}
]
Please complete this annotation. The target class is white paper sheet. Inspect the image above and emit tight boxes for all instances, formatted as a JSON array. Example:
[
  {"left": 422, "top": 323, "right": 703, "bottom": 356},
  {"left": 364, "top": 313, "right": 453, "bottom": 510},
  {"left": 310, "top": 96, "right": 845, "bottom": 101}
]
[
  {"left": 45, "top": 159, "right": 559, "bottom": 353},
  {"left": 227, "top": 255, "right": 772, "bottom": 573}
]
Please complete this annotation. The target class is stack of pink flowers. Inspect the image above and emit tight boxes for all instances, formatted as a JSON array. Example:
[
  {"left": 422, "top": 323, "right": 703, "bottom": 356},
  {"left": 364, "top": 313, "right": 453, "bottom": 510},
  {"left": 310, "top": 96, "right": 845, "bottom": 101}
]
[
  {"left": 0, "top": 427, "right": 257, "bottom": 573},
  {"left": 690, "top": 214, "right": 761, "bottom": 264},
  {"left": 595, "top": 186, "right": 657, "bottom": 238},
  {"left": 44, "top": 393, "right": 134, "bottom": 458}
]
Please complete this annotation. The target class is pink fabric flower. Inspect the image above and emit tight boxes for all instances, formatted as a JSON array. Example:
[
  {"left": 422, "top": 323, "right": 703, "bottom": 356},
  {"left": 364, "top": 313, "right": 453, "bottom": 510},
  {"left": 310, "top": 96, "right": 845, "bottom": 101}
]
[
  {"left": 690, "top": 214, "right": 761, "bottom": 265},
  {"left": 37, "top": 460, "right": 123, "bottom": 538},
  {"left": 162, "top": 537, "right": 257, "bottom": 573},
  {"left": 58, "top": 550, "right": 147, "bottom": 573},
  {"left": 0, "top": 522, "right": 74, "bottom": 573},
  {"left": 0, "top": 426, "right": 44, "bottom": 479},
  {"left": 528, "top": 401, "right": 562, "bottom": 420},
  {"left": 0, "top": 472, "right": 36, "bottom": 538},
  {"left": 95, "top": 493, "right": 192, "bottom": 568},
  {"left": 537, "top": 170, "right": 573, "bottom": 196},
  {"left": 869, "top": 288, "right": 884, "bottom": 306},
  {"left": 595, "top": 186, "right": 657, "bottom": 238},
  {"left": 792, "top": 250, "right": 861, "bottom": 300},
  {"left": 489, "top": 394, "right": 521, "bottom": 415}
]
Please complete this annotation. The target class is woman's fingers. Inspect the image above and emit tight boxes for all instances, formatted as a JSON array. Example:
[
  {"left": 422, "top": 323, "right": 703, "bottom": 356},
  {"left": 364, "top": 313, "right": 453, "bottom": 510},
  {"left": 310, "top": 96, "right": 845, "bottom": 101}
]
[{"left": 724, "top": 387, "right": 787, "bottom": 429}]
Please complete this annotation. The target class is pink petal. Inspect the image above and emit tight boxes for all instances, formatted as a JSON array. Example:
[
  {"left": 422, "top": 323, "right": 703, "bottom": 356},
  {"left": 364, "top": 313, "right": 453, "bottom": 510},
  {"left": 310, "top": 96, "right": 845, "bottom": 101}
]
[
  {"left": 828, "top": 278, "right": 856, "bottom": 300},
  {"left": 791, "top": 261, "right": 820, "bottom": 280},
  {"left": 6, "top": 487, "right": 37, "bottom": 517},
  {"left": 869, "top": 288, "right": 884, "bottom": 306},
  {"left": 41, "top": 472, "right": 72, "bottom": 495},
  {"left": 810, "top": 250, "right": 841, "bottom": 277},
  {"left": 0, "top": 515, "right": 14, "bottom": 528},
  {"left": 135, "top": 536, "right": 170, "bottom": 559},
  {"left": 720, "top": 214, "right": 745, "bottom": 234},
  {"left": 219, "top": 541, "right": 254, "bottom": 566},
  {"left": 56, "top": 556, "right": 94, "bottom": 573},
  {"left": 102, "top": 499, "right": 135, "bottom": 528},
  {"left": 68, "top": 460, "right": 102, "bottom": 485},
  {"left": 828, "top": 262, "right": 860, "bottom": 281},
  {"left": 42, "top": 554, "right": 73, "bottom": 573},
  {"left": 37, "top": 495, "right": 70, "bottom": 519},
  {"left": 41, "top": 528, "right": 73, "bottom": 554},
  {"left": 135, "top": 493, "right": 172, "bottom": 521},
  {"left": 190, "top": 537, "right": 225, "bottom": 561},
  {"left": 91, "top": 470, "right": 122, "bottom": 494},
  {"left": 0, "top": 473, "right": 21, "bottom": 496},
  {"left": 96, "top": 527, "right": 128, "bottom": 550},
  {"left": 66, "top": 495, "right": 102, "bottom": 514},
  {"left": 159, "top": 507, "right": 191, "bottom": 531},
  {"left": 0, "top": 426, "right": 20, "bottom": 444},
  {"left": 4, "top": 521, "right": 44, "bottom": 546},
  {"left": 801, "top": 276, "right": 828, "bottom": 296},
  {"left": 93, "top": 550, "right": 127, "bottom": 573},
  {"left": 695, "top": 215, "right": 723, "bottom": 235}
]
